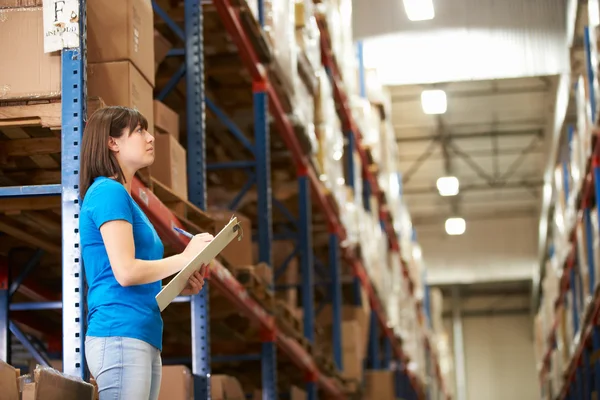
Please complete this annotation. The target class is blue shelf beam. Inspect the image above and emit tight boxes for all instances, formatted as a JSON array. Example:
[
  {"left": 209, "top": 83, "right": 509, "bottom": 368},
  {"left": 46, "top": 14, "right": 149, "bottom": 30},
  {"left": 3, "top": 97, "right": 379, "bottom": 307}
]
[
  {"left": 206, "top": 97, "right": 255, "bottom": 154},
  {"left": 0, "top": 185, "right": 61, "bottom": 197},
  {"left": 10, "top": 322, "right": 51, "bottom": 368},
  {"left": 228, "top": 173, "right": 256, "bottom": 211},
  {"left": 9, "top": 249, "right": 44, "bottom": 298},
  {"left": 157, "top": 64, "right": 186, "bottom": 101}
]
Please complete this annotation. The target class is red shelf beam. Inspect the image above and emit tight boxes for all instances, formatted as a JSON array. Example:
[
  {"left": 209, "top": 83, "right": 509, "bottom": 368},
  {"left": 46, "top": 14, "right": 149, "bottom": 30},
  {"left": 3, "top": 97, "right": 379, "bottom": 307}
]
[{"left": 538, "top": 136, "right": 600, "bottom": 390}]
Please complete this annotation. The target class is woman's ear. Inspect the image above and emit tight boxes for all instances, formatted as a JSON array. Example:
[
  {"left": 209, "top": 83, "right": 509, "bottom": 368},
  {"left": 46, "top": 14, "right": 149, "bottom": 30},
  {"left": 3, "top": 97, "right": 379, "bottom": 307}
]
[{"left": 107, "top": 136, "right": 119, "bottom": 153}]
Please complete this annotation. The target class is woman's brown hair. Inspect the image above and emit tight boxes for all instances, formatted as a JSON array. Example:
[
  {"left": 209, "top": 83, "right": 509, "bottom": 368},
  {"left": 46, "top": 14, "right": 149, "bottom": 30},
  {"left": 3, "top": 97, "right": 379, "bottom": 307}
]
[{"left": 79, "top": 106, "right": 149, "bottom": 200}]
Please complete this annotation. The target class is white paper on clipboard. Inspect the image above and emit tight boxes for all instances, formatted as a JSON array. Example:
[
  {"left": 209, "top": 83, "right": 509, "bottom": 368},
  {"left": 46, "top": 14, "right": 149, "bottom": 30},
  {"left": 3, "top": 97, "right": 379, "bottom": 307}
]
[{"left": 156, "top": 216, "right": 242, "bottom": 312}]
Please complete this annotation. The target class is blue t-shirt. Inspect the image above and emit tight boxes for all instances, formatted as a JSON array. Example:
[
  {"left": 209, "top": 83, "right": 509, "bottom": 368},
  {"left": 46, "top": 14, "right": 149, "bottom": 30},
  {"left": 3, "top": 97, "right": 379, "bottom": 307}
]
[{"left": 80, "top": 176, "right": 164, "bottom": 351}]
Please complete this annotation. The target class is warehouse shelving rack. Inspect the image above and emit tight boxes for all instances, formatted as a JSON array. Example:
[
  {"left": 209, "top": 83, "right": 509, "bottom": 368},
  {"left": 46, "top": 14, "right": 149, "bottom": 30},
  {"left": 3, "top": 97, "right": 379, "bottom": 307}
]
[
  {"left": 537, "top": 11, "right": 600, "bottom": 399},
  {"left": 0, "top": 0, "right": 448, "bottom": 399}
]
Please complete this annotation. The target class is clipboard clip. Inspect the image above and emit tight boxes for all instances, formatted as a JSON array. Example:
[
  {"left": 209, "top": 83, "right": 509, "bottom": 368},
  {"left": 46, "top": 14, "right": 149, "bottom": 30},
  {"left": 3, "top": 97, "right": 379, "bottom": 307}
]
[{"left": 231, "top": 214, "right": 243, "bottom": 241}]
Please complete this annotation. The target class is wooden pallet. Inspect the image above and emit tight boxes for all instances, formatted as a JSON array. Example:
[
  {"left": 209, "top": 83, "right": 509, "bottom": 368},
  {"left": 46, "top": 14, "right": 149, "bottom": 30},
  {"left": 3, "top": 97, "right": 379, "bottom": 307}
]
[{"left": 232, "top": 264, "right": 275, "bottom": 311}]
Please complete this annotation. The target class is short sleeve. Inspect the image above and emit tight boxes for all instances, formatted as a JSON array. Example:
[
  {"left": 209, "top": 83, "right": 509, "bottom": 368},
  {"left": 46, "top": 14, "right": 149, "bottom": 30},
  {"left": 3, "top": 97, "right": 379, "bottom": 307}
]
[{"left": 88, "top": 180, "right": 134, "bottom": 228}]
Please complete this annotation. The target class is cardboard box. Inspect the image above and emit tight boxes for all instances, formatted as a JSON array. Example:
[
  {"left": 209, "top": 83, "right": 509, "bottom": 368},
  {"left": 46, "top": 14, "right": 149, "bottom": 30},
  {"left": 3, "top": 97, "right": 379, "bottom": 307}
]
[
  {"left": 211, "top": 375, "right": 245, "bottom": 400},
  {"left": 24, "top": 366, "right": 95, "bottom": 400},
  {"left": 365, "top": 371, "right": 395, "bottom": 399},
  {"left": 0, "top": 0, "right": 42, "bottom": 6},
  {"left": 154, "top": 100, "right": 180, "bottom": 140},
  {"left": 290, "top": 386, "right": 307, "bottom": 400},
  {"left": 0, "top": 360, "right": 19, "bottom": 400},
  {"left": 154, "top": 29, "right": 173, "bottom": 70},
  {"left": 317, "top": 305, "right": 370, "bottom": 361},
  {"left": 341, "top": 321, "right": 363, "bottom": 380},
  {"left": 153, "top": 133, "right": 188, "bottom": 200},
  {"left": 87, "top": 61, "right": 154, "bottom": 134},
  {"left": 210, "top": 211, "right": 253, "bottom": 267},
  {"left": 87, "top": 0, "right": 155, "bottom": 86},
  {"left": 0, "top": 7, "right": 61, "bottom": 101},
  {"left": 158, "top": 365, "right": 193, "bottom": 400}
]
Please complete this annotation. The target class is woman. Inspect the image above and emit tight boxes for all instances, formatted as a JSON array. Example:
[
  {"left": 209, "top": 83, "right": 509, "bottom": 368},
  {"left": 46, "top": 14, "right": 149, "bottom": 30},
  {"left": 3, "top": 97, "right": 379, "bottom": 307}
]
[{"left": 79, "top": 106, "right": 212, "bottom": 399}]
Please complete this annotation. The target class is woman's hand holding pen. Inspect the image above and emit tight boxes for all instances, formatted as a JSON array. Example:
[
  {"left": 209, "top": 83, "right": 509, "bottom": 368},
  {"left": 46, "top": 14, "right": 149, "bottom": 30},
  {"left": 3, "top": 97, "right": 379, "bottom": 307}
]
[
  {"left": 182, "top": 232, "right": 214, "bottom": 263},
  {"left": 179, "top": 233, "right": 213, "bottom": 295}
]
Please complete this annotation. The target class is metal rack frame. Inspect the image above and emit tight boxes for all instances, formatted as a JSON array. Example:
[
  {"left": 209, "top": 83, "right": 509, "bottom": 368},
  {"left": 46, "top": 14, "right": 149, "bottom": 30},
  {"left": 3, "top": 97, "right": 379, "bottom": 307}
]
[
  {"left": 538, "top": 20, "right": 600, "bottom": 400},
  {"left": 0, "top": 0, "right": 450, "bottom": 398}
]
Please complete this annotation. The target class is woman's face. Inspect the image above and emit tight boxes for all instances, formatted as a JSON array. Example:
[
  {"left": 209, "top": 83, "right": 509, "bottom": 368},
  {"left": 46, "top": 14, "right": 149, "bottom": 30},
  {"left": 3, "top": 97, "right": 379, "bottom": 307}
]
[{"left": 112, "top": 124, "right": 155, "bottom": 171}]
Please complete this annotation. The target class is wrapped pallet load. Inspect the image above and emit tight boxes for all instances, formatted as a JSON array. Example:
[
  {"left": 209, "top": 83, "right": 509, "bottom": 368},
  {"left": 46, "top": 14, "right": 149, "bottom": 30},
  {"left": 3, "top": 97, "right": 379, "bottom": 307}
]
[
  {"left": 264, "top": 0, "right": 298, "bottom": 102},
  {"left": 294, "top": 0, "right": 321, "bottom": 72}
]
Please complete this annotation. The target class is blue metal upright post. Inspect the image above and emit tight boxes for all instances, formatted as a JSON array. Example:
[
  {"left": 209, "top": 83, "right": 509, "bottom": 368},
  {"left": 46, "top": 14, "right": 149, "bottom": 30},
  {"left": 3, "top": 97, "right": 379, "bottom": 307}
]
[
  {"left": 61, "top": 0, "right": 87, "bottom": 378},
  {"left": 298, "top": 173, "right": 317, "bottom": 399},
  {"left": 585, "top": 26, "right": 597, "bottom": 123},
  {"left": 382, "top": 337, "right": 392, "bottom": 369},
  {"left": 583, "top": 346, "right": 592, "bottom": 400},
  {"left": 367, "top": 311, "right": 380, "bottom": 369},
  {"left": 329, "top": 233, "right": 343, "bottom": 371},
  {"left": 586, "top": 208, "right": 596, "bottom": 293},
  {"left": 254, "top": 79, "right": 277, "bottom": 399},
  {"left": 0, "top": 259, "right": 8, "bottom": 363},
  {"left": 183, "top": 0, "right": 211, "bottom": 397},
  {"left": 345, "top": 131, "right": 362, "bottom": 307}
]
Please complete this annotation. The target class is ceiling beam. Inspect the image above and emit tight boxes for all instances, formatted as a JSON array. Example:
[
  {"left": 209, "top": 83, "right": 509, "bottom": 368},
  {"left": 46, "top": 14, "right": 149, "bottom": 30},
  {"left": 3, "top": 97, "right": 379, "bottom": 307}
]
[
  {"left": 399, "top": 146, "right": 543, "bottom": 162},
  {"left": 391, "top": 86, "right": 549, "bottom": 103},
  {"left": 404, "top": 180, "right": 544, "bottom": 195},
  {"left": 396, "top": 128, "right": 543, "bottom": 143},
  {"left": 411, "top": 207, "right": 537, "bottom": 225},
  {"left": 394, "top": 117, "right": 546, "bottom": 131}
]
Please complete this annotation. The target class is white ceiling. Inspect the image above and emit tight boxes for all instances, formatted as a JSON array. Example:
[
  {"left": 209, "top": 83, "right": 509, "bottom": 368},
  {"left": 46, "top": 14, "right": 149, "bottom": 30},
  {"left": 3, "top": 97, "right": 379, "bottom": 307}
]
[
  {"left": 392, "top": 76, "right": 558, "bottom": 225},
  {"left": 352, "top": 0, "right": 569, "bottom": 84}
]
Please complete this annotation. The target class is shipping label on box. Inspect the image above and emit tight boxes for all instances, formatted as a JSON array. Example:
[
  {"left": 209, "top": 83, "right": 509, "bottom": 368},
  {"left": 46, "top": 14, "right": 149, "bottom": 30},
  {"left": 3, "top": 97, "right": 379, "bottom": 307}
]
[{"left": 43, "top": 0, "right": 80, "bottom": 52}]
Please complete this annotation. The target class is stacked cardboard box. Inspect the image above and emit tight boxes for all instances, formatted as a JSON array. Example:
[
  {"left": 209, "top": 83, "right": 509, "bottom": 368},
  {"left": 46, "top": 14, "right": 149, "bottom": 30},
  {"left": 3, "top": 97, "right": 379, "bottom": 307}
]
[
  {"left": 87, "top": 0, "right": 155, "bottom": 132},
  {"left": 364, "top": 370, "right": 395, "bottom": 399},
  {"left": 316, "top": 299, "right": 371, "bottom": 382},
  {"left": 0, "top": 6, "right": 61, "bottom": 101},
  {"left": 1, "top": 360, "right": 96, "bottom": 400}
]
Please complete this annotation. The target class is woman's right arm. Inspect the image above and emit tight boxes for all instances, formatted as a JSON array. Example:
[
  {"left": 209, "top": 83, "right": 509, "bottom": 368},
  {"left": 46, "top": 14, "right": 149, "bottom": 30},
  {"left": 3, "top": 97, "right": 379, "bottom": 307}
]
[{"left": 100, "top": 219, "right": 213, "bottom": 287}]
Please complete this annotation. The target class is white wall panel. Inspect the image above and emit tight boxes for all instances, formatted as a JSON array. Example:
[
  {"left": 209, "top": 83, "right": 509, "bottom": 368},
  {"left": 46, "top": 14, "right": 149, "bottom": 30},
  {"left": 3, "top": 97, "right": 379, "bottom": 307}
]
[
  {"left": 442, "top": 315, "right": 540, "bottom": 400},
  {"left": 419, "top": 216, "right": 537, "bottom": 285}
]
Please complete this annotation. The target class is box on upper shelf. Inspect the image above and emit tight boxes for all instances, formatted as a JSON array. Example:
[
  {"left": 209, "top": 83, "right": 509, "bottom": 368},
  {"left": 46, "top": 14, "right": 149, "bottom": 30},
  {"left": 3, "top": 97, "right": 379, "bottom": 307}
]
[
  {"left": 0, "top": 0, "right": 42, "bottom": 6},
  {"left": 87, "top": 61, "right": 154, "bottom": 134},
  {"left": 0, "top": 7, "right": 60, "bottom": 101},
  {"left": 152, "top": 133, "right": 188, "bottom": 200},
  {"left": 154, "top": 100, "right": 180, "bottom": 140},
  {"left": 87, "top": 0, "right": 155, "bottom": 87}
]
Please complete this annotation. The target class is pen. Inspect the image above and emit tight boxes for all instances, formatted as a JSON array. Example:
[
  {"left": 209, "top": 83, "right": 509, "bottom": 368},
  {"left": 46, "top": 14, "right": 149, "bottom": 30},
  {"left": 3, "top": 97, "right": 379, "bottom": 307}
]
[{"left": 173, "top": 226, "right": 194, "bottom": 239}]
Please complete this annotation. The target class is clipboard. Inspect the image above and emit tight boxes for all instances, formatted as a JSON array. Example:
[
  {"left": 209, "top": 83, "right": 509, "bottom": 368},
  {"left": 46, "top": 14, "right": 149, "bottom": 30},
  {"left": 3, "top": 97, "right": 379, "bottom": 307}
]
[{"left": 156, "top": 216, "right": 243, "bottom": 312}]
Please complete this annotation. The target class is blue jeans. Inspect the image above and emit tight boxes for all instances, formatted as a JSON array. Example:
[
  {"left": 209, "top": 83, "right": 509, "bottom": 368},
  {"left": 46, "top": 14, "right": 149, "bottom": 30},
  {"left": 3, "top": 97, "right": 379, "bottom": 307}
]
[{"left": 85, "top": 336, "right": 162, "bottom": 400}]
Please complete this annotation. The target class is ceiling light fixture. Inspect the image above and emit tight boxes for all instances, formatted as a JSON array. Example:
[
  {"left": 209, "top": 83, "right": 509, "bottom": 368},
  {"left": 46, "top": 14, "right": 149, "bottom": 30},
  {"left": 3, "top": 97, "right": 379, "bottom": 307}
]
[
  {"left": 403, "top": 0, "right": 435, "bottom": 21},
  {"left": 436, "top": 176, "right": 459, "bottom": 196},
  {"left": 421, "top": 89, "right": 447, "bottom": 114},
  {"left": 445, "top": 217, "right": 466, "bottom": 236}
]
